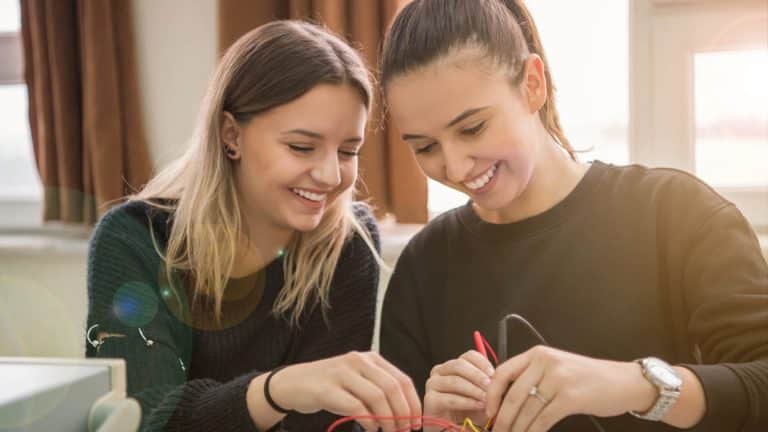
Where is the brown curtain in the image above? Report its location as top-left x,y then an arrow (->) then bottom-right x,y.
20,0 -> 152,225
219,0 -> 427,223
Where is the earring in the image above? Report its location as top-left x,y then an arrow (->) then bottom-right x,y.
225,146 -> 236,157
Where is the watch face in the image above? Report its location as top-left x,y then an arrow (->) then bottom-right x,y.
649,363 -> 683,388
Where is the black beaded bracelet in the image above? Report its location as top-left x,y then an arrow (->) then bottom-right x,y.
264,366 -> 291,414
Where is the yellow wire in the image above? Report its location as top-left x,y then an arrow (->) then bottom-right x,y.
484,417 -> 493,430
461,418 -> 481,432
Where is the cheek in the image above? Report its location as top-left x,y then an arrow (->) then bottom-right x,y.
494,127 -> 534,162
416,157 -> 443,180
241,141 -> 281,178
339,161 -> 358,189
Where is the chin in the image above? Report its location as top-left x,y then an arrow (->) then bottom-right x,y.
477,187 -> 524,212
285,214 -> 323,233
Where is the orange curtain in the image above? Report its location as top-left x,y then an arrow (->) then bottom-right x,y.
218,0 -> 427,223
20,0 -> 151,224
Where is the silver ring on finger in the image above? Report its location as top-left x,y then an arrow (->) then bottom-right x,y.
529,385 -> 551,404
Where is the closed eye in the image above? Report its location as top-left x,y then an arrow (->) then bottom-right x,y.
339,150 -> 360,158
288,144 -> 314,153
461,121 -> 486,136
415,142 -> 437,154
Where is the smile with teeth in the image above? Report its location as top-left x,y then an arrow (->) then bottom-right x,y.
291,188 -> 327,202
463,163 -> 498,190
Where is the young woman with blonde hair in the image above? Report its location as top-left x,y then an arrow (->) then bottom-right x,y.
86,21 -> 420,432
379,1 -> 768,431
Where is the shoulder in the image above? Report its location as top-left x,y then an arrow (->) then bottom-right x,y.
91,199 -> 175,250
597,162 -> 731,218
87,200 -> 190,342
88,200 -> 178,279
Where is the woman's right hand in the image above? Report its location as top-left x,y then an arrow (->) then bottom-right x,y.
423,350 -> 495,432
269,351 -> 422,431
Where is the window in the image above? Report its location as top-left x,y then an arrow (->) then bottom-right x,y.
694,50 -> 768,188
428,0 -> 630,215
0,0 -> 42,227
631,0 -> 768,228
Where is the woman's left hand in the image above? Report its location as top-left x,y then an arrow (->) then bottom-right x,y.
485,345 -> 657,432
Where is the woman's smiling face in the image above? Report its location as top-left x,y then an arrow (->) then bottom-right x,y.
227,83 -> 367,234
386,54 -> 545,214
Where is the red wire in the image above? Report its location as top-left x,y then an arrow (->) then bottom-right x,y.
480,334 -> 499,430
482,336 -> 498,366
473,331 -> 488,359
326,336 -> 502,431
325,414 -> 463,432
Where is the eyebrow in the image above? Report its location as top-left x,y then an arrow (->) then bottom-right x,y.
400,106 -> 490,141
446,106 -> 489,128
282,128 -> 362,144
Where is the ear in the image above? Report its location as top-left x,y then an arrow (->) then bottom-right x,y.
220,111 -> 241,158
520,54 -> 547,113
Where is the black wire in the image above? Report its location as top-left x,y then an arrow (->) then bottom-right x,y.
497,314 -> 607,432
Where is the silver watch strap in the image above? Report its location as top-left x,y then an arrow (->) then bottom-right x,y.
628,358 -> 682,421
630,388 -> 681,421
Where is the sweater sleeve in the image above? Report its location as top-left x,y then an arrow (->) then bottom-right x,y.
676,203 -> 768,432
379,241 -> 433,400
276,204 -> 380,431
85,205 -> 263,432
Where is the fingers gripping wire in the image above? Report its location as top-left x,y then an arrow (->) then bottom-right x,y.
325,415 -> 492,431
325,333 -> 498,431
497,314 -> 607,432
327,316 -> 607,432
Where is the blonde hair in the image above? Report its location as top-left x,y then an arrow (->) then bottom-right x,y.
134,21 -> 380,326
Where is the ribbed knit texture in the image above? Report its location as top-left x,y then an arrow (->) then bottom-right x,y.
86,200 -> 379,431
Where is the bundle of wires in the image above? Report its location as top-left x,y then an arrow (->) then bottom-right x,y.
328,316 -> 608,431
327,333 -> 498,432
325,414 -> 491,432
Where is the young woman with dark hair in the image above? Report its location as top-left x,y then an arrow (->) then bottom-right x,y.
379,1 -> 768,431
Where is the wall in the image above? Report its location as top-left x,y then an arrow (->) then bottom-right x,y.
0,242 -> 88,357
132,0 -> 218,170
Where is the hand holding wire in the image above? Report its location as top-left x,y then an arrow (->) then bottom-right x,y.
268,351 -> 422,431
326,333 -> 498,432
485,345 -> 623,432
419,331 -> 497,431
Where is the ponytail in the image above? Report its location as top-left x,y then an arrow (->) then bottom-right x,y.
500,0 -> 574,159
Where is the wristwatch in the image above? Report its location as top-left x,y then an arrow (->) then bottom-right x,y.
628,357 -> 682,421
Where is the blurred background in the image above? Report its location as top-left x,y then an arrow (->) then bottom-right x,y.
0,0 -> 766,358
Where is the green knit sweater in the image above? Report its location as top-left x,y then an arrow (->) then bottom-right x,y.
85,200 -> 378,431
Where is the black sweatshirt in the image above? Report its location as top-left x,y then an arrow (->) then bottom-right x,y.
380,161 -> 768,432
85,200 -> 378,431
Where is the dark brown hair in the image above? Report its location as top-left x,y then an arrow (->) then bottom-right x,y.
380,0 -> 573,158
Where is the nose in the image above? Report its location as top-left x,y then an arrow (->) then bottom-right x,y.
442,142 -> 474,184
310,150 -> 341,188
